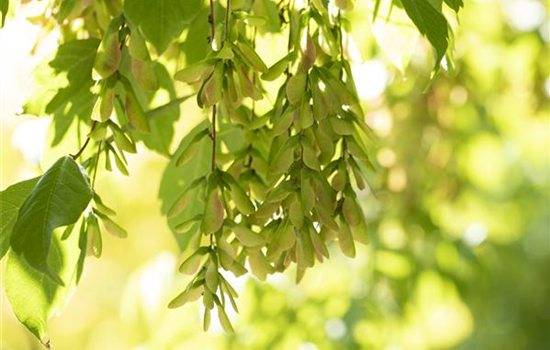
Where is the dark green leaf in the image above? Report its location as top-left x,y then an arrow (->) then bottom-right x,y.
10,156 -> 93,283
0,0 -> 8,27
444,0 -> 463,12
400,0 -> 449,72
0,177 -> 40,259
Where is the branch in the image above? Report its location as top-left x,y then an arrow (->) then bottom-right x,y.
71,120 -> 98,160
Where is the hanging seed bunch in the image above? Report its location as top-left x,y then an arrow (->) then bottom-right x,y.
168,0 -> 373,331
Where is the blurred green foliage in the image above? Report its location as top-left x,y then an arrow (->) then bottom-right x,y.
1,0 -> 548,349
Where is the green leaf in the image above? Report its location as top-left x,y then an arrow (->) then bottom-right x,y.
1,0 -> 8,27
123,0 -> 203,54
444,0 -> 463,12
252,0 -> 281,32
4,222 -> 85,347
10,156 -> 93,283
216,302 -> 235,333
24,39 -> 99,146
0,177 -> 40,259
400,0 -> 449,72
124,60 -> 182,155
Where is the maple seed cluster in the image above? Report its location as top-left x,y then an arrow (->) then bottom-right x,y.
167,0 -> 371,332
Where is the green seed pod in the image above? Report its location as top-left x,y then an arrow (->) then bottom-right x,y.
249,251 -> 272,281
314,201 -> 339,231
320,226 -> 338,243
233,224 -> 265,246
301,34 -> 317,71
203,308 -> 211,331
342,193 -> 361,227
96,211 -> 128,238
237,40 -> 267,73
204,63 -> 224,106
93,16 -> 123,79
123,81 -> 150,133
330,117 -> 355,135
351,219 -> 369,245
301,169 -> 316,213
338,218 -> 356,258
92,193 -> 116,216
205,255 -> 219,292
89,122 -> 108,141
301,140 -> 321,171
262,55 -> 289,81
230,183 -> 255,215
175,214 -> 203,233
279,221 -> 296,251
109,122 -> 137,154
312,82 -> 329,121
217,303 -> 235,333
299,97 -> 314,129
309,225 -> 329,261
168,284 -> 204,308
289,196 -> 304,228
272,107 -> 295,136
202,188 -> 224,235
168,189 -> 192,218
175,62 -> 213,84
131,59 -> 159,91
270,144 -> 296,175
129,29 -> 150,61
286,73 -> 307,105
203,288 -> 214,309
86,213 -> 102,258
179,247 -> 209,274
215,44 -> 235,60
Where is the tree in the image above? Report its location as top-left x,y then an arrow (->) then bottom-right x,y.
0,0 -> 464,347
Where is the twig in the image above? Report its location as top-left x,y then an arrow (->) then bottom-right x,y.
71,120 -> 98,160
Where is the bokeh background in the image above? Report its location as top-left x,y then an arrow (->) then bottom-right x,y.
1,0 -> 549,349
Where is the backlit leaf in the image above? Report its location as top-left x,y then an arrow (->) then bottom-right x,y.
10,156 -> 93,283
0,177 -> 40,259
